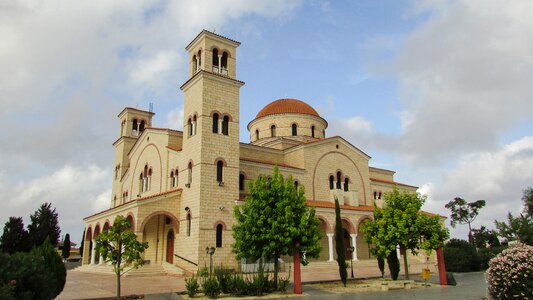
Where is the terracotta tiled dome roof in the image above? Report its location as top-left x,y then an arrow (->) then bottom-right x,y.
255,98 -> 320,119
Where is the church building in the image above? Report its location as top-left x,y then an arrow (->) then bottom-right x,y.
81,30 -> 424,275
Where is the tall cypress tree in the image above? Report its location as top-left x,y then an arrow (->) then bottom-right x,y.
27,203 -> 61,248
0,217 -> 30,253
334,197 -> 347,286
62,233 -> 71,259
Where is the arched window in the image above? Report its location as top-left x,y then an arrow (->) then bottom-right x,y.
187,213 -> 191,236
187,118 -> 192,136
294,180 -> 299,189
344,178 -> 349,192
311,126 -> 315,138
222,116 -> 229,135
192,55 -> 198,72
271,125 -> 276,137
212,113 -> 219,133
139,173 -> 144,193
188,162 -> 192,185
239,173 -> 245,191
373,191 -> 378,200
336,171 -> 342,189
139,120 -> 145,132
197,50 -> 202,67
192,115 -> 197,135
132,119 -> 138,135
212,48 -> 219,69
216,224 -> 223,247
216,160 -> 224,183
113,195 -> 117,206
255,129 -> 259,140
378,192 -> 382,199
292,123 -> 297,136
170,170 -> 175,187
329,175 -> 335,190
221,52 -> 228,70
174,169 -> 179,187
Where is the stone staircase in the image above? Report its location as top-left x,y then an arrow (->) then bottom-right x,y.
74,263 -> 183,277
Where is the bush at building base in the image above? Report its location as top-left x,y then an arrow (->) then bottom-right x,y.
443,239 -> 481,272
486,242 -> 533,299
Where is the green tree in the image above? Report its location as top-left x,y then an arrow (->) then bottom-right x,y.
233,167 -> 321,288
495,187 -> 533,245
79,229 -> 85,256
445,197 -> 486,245
27,203 -> 61,248
61,233 -> 71,260
362,188 -> 449,280
334,197 -> 347,286
31,238 -> 67,297
95,215 -> 148,300
0,217 -> 30,254
472,226 -> 500,248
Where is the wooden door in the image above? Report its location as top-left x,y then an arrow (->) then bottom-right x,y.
166,230 -> 174,263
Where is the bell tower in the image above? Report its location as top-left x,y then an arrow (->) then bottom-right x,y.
179,30 -> 244,267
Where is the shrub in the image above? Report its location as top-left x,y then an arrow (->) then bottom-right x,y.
486,243 -> 533,299
202,276 -> 221,299
214,266 -> 234,294
387,251 -> 400,280
377,256 -> 385,278
227,273 -> 248,296
444,238 -> 480,272
278,276 -> 290,293
0,252 -> 56,299
31,239 -> 67,297
185,276 -> 199,298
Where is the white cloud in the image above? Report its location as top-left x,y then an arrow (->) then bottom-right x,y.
0,164 -> 111,243
421,136 -> 533,239
165,106 -> 184,130
370,0 -> 533,163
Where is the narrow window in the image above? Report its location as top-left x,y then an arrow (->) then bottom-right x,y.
292,123 -> 297,136
378,192 -> 382,199
192,115 -> 197,135
132,119 -> 138,135
113,195 -> 117,206
311,126 -> 315,138
187,213 -> 191,236
373,191 -> 378,200
216,160 -> 224,183
170,171 -> 175,188
175,169 -> 179,187
336,172 -> 342,189
187,118 -> 192,136
222,116 -> 229,135
294,180 -> 299,189
197,50 -> 201,67
148,168 -> 152,190
188,162 -> 192,185
216,224 -> 223,247
139,120 -> 145,132
139,173 -> 144,193
192,55 -> 198,72
212,113 -> 219,133
212,48 -> 219,70
255,129 -> 259,140
239,173 -> 245,191
344,178 -> 349,192
329,175 -> 335,190
221,52 -> 228,69
271,125 -> 276,137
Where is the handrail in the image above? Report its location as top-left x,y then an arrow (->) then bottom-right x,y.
174,254 -> 198,266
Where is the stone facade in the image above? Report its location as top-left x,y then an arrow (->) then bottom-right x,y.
82,30 -> 431,273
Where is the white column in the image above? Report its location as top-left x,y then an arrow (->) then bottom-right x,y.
218,119 -> 223,134
90,241 -> 96,265
99,254 -> 104,265
327,233 -> 334,262
396,245 -> 401,259
350,234 -> 359,261
196,56 -> 200,71
218,54 -> 222,72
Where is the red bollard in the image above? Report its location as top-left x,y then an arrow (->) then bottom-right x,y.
436,247 -> 448,285
293,250 -> 302,294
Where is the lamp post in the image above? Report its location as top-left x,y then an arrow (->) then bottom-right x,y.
347,246 -> 355,278
205,246 -> 216,276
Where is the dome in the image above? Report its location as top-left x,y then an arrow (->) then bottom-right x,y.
255,98 -> 321,119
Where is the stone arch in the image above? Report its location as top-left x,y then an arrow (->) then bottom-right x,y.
311,151 -> 366,203
140,210 -> 180,233
93,223 -> 101,238
341,217 -> 356,234
85,227 -> 93,240
130,143 -> 163,195
126,213 -> 136,231
213,220 -> 227,230
316,215 -> 331,233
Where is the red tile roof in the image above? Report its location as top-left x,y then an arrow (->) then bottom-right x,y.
370,178 -> 418,189
255,98 -> 321,119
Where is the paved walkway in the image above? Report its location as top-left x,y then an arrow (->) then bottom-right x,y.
58,265 -> 487,299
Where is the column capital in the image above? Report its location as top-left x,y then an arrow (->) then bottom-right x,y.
326,233 -> 334,238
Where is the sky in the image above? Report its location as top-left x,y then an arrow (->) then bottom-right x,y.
1,0 -> 533,245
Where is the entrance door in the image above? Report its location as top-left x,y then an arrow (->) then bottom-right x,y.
166,230 -> 174,263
